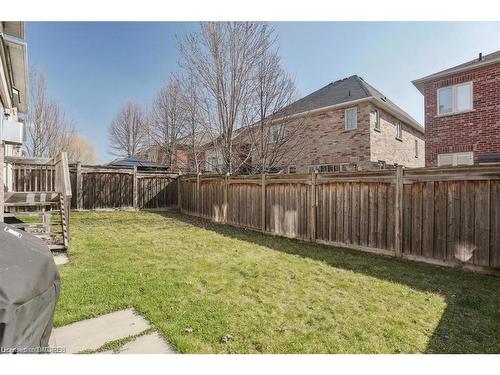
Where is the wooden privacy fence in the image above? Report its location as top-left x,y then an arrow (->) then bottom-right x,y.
69,163 -> 178,210
178,166 -> 500,273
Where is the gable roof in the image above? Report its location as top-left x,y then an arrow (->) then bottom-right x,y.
275,75 -> 423,133
412,50 -> 500,94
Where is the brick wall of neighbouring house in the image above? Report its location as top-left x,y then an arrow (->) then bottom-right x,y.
423,63 -> 500,167
369,103 -> 425,168
270,101 -> 425,172
275,102 -> 373,172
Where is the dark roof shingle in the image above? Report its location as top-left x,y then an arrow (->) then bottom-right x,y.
275,75 -> 421,131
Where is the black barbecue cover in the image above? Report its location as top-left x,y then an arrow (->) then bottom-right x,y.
0,222 -> 60,353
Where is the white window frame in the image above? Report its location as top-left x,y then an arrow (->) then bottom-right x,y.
395,122 -> 402,140
437,81 -> 473,116
374,109 -> 380,131
270,124 -> 286,143
345,107 -> 357,130
308,163 -> 348,173
288,165 -> 297,174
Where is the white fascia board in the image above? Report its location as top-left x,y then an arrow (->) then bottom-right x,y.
412,57 -> 500,94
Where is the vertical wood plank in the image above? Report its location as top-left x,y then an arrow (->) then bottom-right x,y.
474,180 -> 490,266
422,181 -> 435,258
336,183 -> 344,243
490,181 -> 500,268
343,183 -> 351,244
309,172 -> 317,241
377,183 -> 387,249
368,183 -> 377,248
459,182 -> 475,264
434,181 -> 447,260
351,183 -> 360,245
359,183 -> 369,246
411,183 -> 423,256
394,166 -> 403,257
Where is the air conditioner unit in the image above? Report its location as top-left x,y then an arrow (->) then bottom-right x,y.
0,117 -> 24,145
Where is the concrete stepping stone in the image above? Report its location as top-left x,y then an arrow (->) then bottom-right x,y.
49,308 -> 150,353
111,333 -> 174,354
53,253 -> 68,265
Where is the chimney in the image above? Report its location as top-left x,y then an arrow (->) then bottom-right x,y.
479,52 -> 483,61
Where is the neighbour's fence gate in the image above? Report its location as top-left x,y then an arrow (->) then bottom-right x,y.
69,163 -> 178,210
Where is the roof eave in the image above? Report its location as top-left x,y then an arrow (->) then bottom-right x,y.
412,56 -> 500,95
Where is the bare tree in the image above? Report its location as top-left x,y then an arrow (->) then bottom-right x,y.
179,22 -> 273,173
63,133 -> 97,164
179,74 -> 209,173
108,100 -> 147,157
25,68 -> 75,158
244,50 -> 304,174
149,76 -> 185,168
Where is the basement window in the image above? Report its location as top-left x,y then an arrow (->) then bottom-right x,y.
437,152 -> 474,167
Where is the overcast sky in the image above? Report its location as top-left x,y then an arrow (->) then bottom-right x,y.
26,21 -> 500,163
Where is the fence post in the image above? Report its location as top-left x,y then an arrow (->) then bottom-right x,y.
309,171 -> 317,242
133,166 -> 138,210
76,161 -> 83,210
0,144 -> 4,223
394,165 -> 404,258
177,173 -> 182,211
261,173 -> 266,233
223,173 -> 229,223
196,172 -> 201,216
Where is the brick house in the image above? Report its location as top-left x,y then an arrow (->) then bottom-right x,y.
146,132 -> 214,173
412,50 -> 500,167
233,75 -> 425,173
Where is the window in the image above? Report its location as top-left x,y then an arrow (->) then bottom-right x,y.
395,122 -> 402,139
308,163 -> 348,173
345,107 -> 357,130
415,140 -> 419,158
438,87 -> 453,114
288,166 -> 296,174
437,152 -> 474,167
437,82 -> 473,115
374,109 -> 380,131
271,125 -> 285,143
456,83 -> 473,112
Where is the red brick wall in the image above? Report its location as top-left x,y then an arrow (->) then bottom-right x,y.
423,63 -> 500,167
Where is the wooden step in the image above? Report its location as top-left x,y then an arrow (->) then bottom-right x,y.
10,222 -> 62,228
48,244 -> 66,251
4,210 -> 61,216
4,201 -> 59,207
4,192 -> 59,203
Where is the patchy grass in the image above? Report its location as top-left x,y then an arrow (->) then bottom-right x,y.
55,211 -> 500,353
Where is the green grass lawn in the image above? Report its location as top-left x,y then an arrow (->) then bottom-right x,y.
55,211 -> 500,353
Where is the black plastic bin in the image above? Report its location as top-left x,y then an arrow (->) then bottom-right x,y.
0,223 -> 60,354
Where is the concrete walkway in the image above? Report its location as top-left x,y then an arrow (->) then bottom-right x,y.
49,309 -> 174,354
